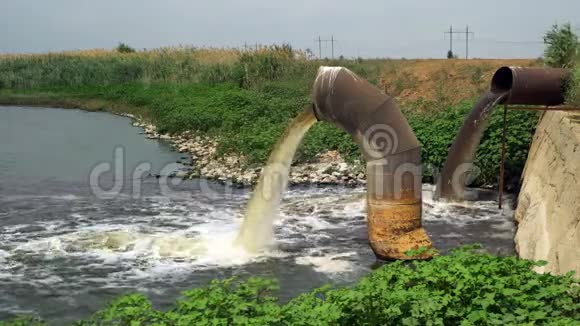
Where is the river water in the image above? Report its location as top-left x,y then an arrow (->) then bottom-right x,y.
0,106 -> 517,324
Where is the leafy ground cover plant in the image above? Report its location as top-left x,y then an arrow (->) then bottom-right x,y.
3,246 -> 577,325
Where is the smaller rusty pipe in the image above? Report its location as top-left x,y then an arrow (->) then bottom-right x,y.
491,66 -> 571,106
312,67 -> 433,260
436,66 -> 571,201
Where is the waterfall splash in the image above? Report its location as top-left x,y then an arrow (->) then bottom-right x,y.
236,107 -> 318,252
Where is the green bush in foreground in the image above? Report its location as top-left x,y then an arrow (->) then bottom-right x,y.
3,246 -> 577,325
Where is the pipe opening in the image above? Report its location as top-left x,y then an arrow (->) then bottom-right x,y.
491,66 -> 513,93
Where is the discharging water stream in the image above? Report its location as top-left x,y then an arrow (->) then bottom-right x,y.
0,106 -> 516,324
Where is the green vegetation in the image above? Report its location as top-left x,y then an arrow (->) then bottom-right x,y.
544,23 -> 580,105
405,102 -> 537,185
2,246 -> 578,325
568,56 -> 580,105
0,47 -> 538,186
543,23 -> 578,69
116,42 -> 136,54
542,22 -> 580,105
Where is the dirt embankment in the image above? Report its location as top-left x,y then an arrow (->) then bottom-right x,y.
379,59 -> 537,106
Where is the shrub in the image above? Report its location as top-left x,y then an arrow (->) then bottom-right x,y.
116,42 -> 136,54
566,54 -> 580,105
543,23 -> 578,68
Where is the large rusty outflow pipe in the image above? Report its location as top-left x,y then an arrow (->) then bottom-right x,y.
312,67 -> 433,260
436,66 -> 570,201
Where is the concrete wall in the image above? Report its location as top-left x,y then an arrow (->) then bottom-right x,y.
514,111 -> 580,276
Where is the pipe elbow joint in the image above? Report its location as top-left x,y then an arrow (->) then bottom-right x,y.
312,66 -> 433,260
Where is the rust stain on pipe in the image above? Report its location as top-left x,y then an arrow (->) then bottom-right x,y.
312,67 -> 432,260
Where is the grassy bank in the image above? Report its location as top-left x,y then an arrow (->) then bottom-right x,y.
2,246 -> 578,325
0,47 -> 539,186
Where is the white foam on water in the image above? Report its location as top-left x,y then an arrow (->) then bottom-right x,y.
0,249 -> 9,262
10,219 -> 285,277
0,178 -> 517,293
296,251 -> 357,274
35,275 -> 64,285
55,194 -> 80,201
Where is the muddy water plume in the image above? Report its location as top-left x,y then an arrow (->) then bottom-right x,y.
236,107 -> 318,252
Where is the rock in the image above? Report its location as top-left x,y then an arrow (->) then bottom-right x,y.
129,117 -> 375,189
316,150 -> 342,163
316,164 -> 333,175
174,171 -> 187,178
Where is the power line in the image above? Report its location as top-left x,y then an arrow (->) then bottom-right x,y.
474,38 -> 544,45
444,25 -> 474,59
314,35 -> 337,59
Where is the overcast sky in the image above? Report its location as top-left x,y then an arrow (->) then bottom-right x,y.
0,0 -> 578,58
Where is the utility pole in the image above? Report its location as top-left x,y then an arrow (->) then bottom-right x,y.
465,25 -> 474,59
331,35 -> 335,59
444,25 -> 473,59
314,36 -> 338,59
445,26 -> 454,55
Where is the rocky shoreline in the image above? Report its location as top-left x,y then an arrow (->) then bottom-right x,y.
124,114 -> 367,187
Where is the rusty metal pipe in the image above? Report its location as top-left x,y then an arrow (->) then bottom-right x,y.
491,66 -> 570,106
312,67 -> 433,260
436,66 -> 571,201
